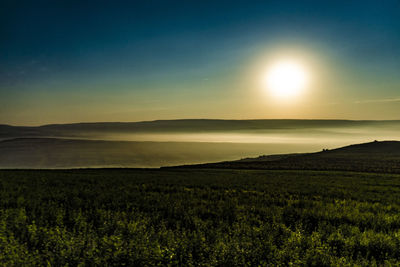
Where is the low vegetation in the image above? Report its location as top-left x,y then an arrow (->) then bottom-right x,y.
1,168 -> 400,265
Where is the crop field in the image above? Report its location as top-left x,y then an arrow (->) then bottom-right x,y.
1,169 -> 400,266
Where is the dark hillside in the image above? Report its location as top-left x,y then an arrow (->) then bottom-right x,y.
175,141 -> 400,173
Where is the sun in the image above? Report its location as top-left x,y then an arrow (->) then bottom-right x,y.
264,60 -> 310,98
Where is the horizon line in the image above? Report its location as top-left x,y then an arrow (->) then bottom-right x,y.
2,118 -> 400,128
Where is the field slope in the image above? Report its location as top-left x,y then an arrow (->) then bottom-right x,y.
175,140 -> 400,173
1,140 -> 400,265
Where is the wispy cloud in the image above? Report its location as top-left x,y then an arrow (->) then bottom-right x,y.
355,98 -> 400,104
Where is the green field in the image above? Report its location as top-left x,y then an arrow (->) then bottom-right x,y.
1,169 -> 400,266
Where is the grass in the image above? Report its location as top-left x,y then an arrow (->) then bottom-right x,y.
1,168 -> 400,265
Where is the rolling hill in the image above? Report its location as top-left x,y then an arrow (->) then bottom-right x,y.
173,141 -> 400,173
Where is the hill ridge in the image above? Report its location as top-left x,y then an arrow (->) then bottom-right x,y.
1,118 -> 400,128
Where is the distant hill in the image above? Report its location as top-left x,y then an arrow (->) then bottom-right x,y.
173,141 -> 400,173
2,119 -> 400,140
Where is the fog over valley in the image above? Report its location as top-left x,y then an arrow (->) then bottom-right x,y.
1,119 -> 399,168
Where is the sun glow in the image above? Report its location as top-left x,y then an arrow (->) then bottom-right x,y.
264,60 -> 310,99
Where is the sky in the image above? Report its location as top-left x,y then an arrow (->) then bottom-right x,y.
1,0 -> 400,125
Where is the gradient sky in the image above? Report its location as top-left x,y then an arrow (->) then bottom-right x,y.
1,0 -> 400,125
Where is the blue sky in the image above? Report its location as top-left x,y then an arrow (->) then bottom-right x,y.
1,0 -> 400,125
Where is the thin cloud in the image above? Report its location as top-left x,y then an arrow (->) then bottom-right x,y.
355,98 -> 400,104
